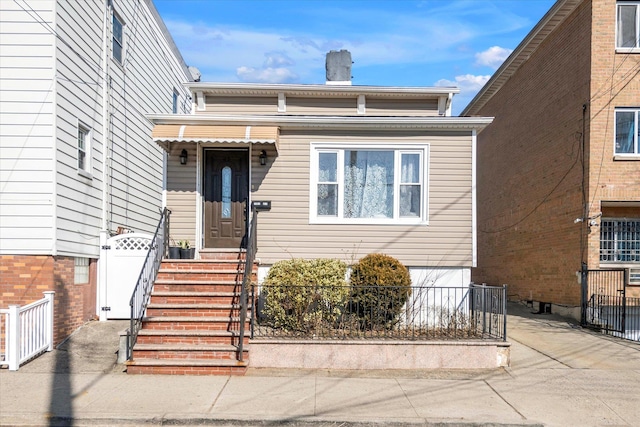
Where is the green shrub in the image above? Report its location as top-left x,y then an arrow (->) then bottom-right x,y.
262,258 -> 349,332
348,253 -> 412,329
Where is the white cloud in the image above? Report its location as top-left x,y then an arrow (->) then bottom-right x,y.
436,74 -> 490,94
475,46 -> 512,69
236,66 -> 298,84
263,52 -> 295,68
235,52 -> 299,84
435,74 -> 491,115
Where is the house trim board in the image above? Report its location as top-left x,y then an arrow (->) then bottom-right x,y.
52,1 -> 59,257
147,114 -> 493,131
185,82 -> 460,97
472,129 -> 477,268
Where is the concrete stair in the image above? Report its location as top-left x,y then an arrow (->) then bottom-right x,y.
126,251 -> 255,375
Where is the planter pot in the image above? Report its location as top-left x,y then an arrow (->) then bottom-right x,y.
168,247 -> 181,259
180,248 -> 195,259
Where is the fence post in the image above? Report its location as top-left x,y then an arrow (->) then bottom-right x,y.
502,284 -> 508,341
44,291 -> 55,351
580,263 -> 588,325
8,304 -> 20,371
481,283 -> 487,335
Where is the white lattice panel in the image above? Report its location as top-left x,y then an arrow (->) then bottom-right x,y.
113,236 -> 151,251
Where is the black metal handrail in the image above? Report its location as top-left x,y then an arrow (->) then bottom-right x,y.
238,204 -> 258,361
127,208 -> 170,360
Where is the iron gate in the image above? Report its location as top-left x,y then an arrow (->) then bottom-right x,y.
582,269 -> 626,334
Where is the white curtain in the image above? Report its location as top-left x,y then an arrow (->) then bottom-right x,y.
344,151 -> 393,218
400,153 -> 420,217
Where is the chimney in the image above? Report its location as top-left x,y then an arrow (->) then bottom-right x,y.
325,50 -> 352,85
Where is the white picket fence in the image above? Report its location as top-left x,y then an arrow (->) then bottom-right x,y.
0,292 -> 54,371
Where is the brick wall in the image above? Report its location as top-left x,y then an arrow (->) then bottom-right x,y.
0,255 -> 97,345
472,1 -> 593,306
587,0 -> 640,268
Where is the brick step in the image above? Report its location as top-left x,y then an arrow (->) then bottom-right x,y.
146,303 -> 250,317
142,316 -> 249,331
150,292 -> 240,304
126,358 -> 248,375
156,270 -> 245,282
136,330 -> 249,346
132,343 -> 247,360
161,259 -> 250,268
153,281 -> 242,293
197,250 -> 247,261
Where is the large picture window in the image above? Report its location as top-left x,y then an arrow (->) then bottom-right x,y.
615,109 -> 640,155
617,2 -> 640,50
311,144 -> 428,224
601,218 -> 640,262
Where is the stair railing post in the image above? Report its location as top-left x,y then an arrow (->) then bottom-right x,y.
8,304 -> 20,371
44,291 -> 55,351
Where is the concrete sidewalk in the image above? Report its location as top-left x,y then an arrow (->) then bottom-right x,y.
1,303 -> 640,426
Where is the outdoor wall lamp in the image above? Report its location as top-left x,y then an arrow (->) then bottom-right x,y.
179,149 -> 188,165
259,150 -> 268,166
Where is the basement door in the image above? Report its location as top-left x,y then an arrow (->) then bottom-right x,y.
203,149 -> 249,248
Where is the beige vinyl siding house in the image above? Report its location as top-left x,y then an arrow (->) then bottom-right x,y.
0,0 -> 193,343
151,79 -> 491,287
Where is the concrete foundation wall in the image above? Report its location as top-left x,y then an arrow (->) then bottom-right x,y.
249,340 -> 510,370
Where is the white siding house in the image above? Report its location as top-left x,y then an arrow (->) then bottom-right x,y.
0,0 -> 194,342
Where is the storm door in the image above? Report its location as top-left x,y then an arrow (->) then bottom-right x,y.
203,149 -> 249,248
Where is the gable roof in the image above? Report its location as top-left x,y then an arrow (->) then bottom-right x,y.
461,0 -> 583,116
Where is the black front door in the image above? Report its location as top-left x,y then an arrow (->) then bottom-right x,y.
203,149 -> 248,248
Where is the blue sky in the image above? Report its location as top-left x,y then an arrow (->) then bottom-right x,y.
154,0 -> 556,115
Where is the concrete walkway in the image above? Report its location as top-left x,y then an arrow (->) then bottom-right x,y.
1,302 -> 640,426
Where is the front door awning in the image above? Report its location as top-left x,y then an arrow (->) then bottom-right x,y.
152,125 -> 279,151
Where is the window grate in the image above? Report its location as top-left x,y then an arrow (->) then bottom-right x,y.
600,219 -> 640,262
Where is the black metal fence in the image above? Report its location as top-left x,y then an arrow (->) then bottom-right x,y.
252,283 -> 506,341
583,269 -> 640,341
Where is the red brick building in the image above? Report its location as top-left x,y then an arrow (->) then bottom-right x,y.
463,0 -> 640,319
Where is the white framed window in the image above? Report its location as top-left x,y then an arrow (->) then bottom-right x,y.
601,218 -> 640,262
614,108 -> 640,155
172,89 -> 179,114
74,257 -> 90,284
77,122 -> 91,175
112,13 -> 124,63
310,143 -> 428,224
617,1 -> 640,50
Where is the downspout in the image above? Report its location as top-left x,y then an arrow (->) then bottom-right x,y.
99,0 -> 111,321
580,103 -> 588,324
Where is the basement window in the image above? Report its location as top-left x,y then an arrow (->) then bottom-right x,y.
74,257 -> 90,284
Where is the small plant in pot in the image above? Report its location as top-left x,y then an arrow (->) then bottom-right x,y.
178,240 -> 195,259
168,238 -> 181,259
